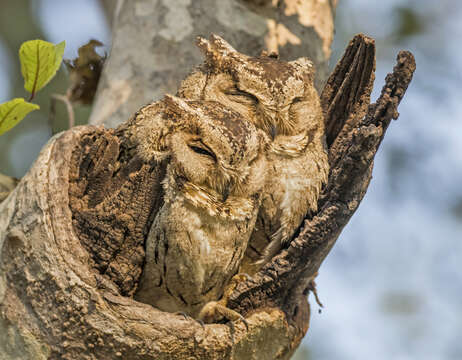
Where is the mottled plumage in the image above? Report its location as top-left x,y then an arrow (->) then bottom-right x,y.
134,95 -> 267,318
178,35 -> 329,273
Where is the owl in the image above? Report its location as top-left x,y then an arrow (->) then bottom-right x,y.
133,95 -> 268,321
178,35 -> 329,273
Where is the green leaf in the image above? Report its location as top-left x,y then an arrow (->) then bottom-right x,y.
19,39 -> 65,97
0,98 -> 40,136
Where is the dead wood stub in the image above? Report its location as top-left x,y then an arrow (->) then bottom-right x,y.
321,33 -> 376,149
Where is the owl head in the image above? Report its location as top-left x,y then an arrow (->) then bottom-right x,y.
131,95 -> 267,217
178,34 -> 323,140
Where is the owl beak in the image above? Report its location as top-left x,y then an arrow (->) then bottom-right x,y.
274,107 -> 291,135
278,110 -> 290,126
222,187 -> 230,202
218,164 -> 244,202
263,108 -> 291,138
269,124 -> 277,139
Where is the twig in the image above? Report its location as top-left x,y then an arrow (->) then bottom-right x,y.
50,94 -> 75,132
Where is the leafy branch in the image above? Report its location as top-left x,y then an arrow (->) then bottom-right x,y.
0,39 -> 65,136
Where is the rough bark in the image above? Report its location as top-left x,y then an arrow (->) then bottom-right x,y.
0,127 -> 299,360
67,126 -> 167,297
0,1 -> 417,358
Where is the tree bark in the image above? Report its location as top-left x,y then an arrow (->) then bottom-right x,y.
0,1 -> 416,359
0,128 -> 300,359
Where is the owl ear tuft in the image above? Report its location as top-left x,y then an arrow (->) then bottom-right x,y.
164,94 -> 196,118
289,57 -> 315,79
196,34 -> 237,67
196,36 -> 213,57
209,34 -> 237,55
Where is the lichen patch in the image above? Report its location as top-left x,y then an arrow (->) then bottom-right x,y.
283,0 -> 335,58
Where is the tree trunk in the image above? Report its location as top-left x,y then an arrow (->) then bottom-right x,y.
0,1 -> 416,359
0,127 -> 301,359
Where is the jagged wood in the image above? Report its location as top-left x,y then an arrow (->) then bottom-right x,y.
0,39 -> 415,358
321,33 -> 376,148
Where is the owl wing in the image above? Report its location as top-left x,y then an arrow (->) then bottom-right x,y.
69,127 -> 168,296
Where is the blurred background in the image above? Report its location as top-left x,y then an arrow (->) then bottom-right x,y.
0,1 -> 460,359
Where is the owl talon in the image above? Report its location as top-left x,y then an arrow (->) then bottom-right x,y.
175,311 -> 205,329
175,311 -> 189,320
226,314 -> 249,344
238,314 -> 249,331
227,321 -> 235,344
196,318 -> 205,329
229,314 -> 249,345
198,301 -> 247,330
306,278 -> 323,309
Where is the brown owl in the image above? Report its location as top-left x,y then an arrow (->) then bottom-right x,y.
133,95 -> 268,321
178,35 -> 329,273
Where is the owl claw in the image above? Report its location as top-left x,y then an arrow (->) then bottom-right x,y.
175,311 -> 189,320
237,314 -> 249,331
198,301 -> 248,331
196,318 -> 206,329
226,313 -> 249,345
195,275 -> 250,338
175,311 -> 205,329
307,279 -> 324,309
227,320 -> 235,344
